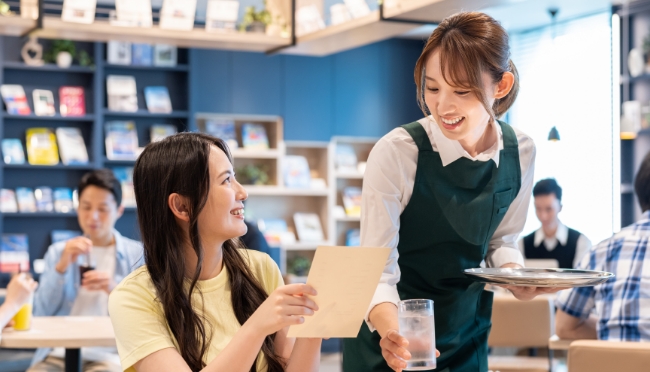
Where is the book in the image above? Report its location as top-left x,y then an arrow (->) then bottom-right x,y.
202,118 -> 238,149
56,127 -> 89,165
257,218 -> 295,247
15,187 -> 36,213
113,167 -> 136,207
346,228 -> 360,246
0,84 -> 31,115
0,234 -> 29,273
150,124 -> 177,142
32,89 -> 56,116
160,0 -> 197,31
2,139 -> 26,164
0,189 -> 18,213
114,0 -> 153,28
61,0 -> 97,24
283,155 -> 311,189
153,44 -> 177,67
34,186 -> 54,212
26,128 -> 59,165
107,41 -> 132,65
59,86 -> 86,117
105,121 -> 139,160
144,86 -> 173,113
342,186 -> 362,217
131,43 -> 153,66
205,0 -> 239,32
53,187 -> 74,213
107,75 -> 138,112
335,144 -> 358,172
241,123 -> 269,150
51,230 -> 82,244
293,213 -> 324,242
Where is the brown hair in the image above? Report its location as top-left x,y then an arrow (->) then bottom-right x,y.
133,132 -> 285,372
414,11 -> 519,120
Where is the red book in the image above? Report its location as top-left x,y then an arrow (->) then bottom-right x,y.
59,86 -> 86,116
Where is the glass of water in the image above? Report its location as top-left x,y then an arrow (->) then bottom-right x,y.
398,299 -> 436,370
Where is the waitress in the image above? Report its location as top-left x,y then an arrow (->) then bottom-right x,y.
343,11 -> 561,372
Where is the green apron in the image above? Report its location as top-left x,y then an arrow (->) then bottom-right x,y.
343,121 -> 521,372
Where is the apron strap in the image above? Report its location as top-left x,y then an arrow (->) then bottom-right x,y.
497,120 -> 518,149
401,121 -> 433,152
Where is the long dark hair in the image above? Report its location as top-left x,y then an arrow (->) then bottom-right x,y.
133,132 -> 285,372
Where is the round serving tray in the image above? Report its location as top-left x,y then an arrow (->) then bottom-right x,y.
464,268 -> 614,288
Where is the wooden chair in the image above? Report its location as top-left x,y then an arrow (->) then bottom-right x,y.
488,294 -> 555,372
568,340 -> 650,372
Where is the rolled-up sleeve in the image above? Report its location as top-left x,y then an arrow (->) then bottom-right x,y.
33,244 -> 68,316
486,131 -> 536,268
361,136 -> 408,332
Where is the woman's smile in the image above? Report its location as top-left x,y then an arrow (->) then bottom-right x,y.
439,115 -> 465,131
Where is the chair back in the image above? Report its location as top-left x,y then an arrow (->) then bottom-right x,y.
568,340 -> 650,372
488,294 -> 554,348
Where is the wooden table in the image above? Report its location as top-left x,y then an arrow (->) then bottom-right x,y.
0,316 -> 116,372
549,334 -> 576,350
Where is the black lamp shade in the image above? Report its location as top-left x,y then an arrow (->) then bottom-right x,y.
548,126 -> 560,141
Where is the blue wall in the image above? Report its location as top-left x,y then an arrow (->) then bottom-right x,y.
191,38 -> 425,140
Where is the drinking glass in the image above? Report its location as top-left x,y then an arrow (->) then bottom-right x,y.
398,299 -> 436,370
12,287 -> 33,331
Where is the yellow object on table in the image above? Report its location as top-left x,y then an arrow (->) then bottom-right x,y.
12,303 -> 32,331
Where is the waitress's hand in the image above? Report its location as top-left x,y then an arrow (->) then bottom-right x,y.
380,329 -> 440,372
248,284 -> 318,337
497,263 -> 569,301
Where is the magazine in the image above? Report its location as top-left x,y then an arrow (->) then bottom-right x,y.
202,118 -> 238,149
15,187 -> 36,213
283,155 -> 311,189
53,187 -> 74,213
153,44 -> 177,67
335,143 -> 358,172
32,89 -> 56,116
241,123 -> 269,150
160,0 -> 197,31
346,228 -> 360,246
56,127 -> 89,165
107,41 -> 132,65
26,128 -> 59,165
34,186 -> 54,212
205,0 -> 239,32
62,0 -> 97,24
51,230 -> 82,243
0,234 -> 29,273
59,86 -> 86,116
114,0 -> 152,27
107,75 -> 138,112
131,43 -> 153,66
150,124 -> 177,143
1,139 -> 26,164
0,84 -> 31,115
256,218 -> 296,247
113,167 -> 136,207
0,189 -> 18,213
105,121 -> 139,160
144,86 -> 173,113
342,186 -> 362,217
293,213 -> 324,242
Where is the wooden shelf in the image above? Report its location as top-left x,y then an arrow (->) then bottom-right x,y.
34,18 -> 290,53
103,158 -> 137,165
282,241 -> 329,251
245,186 -> 329,196
3,163 -> 96,170
381,0 -> 506,24
3,61 -> 95,73
103,109 -> 188,119
104,63 -> 189,72
335,171 -> 364,179
336,216 -> 360,222
2,113 -> 95,121
2,212 -> 77,218
231,149 -> 281,159
283,11 -> 419,56
0,16 -> 35,37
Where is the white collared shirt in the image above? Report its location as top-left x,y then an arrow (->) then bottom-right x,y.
517,222 -> 592,268
363,117 -> 536,331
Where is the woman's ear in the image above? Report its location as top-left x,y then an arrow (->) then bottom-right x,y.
494,71 -> 515,99
168,193 -> 190,222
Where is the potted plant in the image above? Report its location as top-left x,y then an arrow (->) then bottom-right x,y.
240,3 -> 272,33
288,256 -> 311,277
44,40 -> 76,68
235,164 -> 270,185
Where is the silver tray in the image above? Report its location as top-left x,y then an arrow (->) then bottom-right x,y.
464,268 -> 614,287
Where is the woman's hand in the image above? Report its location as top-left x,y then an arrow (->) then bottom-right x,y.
5,273 -> 38,311
380,329 -> 440,372
81,270 -> 115,294
248,284 -> 318,337
498,263 -> 569,300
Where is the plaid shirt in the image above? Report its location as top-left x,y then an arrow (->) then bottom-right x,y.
556,211 -> 650,341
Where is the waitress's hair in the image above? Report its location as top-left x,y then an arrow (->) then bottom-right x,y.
133,132 -> 285,372
414,11 -> 519,119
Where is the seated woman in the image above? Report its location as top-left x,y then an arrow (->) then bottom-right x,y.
108,133 -> 321,372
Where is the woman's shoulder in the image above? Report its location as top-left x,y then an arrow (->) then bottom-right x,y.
237,249 -> 283,292
111,266 -> 156,299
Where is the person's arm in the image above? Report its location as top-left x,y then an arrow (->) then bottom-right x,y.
0,274 -> 38,328
33,244 -> 73,316
573,235 -> 592,268
556,308 -> 597,339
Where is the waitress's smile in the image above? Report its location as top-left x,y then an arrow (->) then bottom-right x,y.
439,115 -> 465,130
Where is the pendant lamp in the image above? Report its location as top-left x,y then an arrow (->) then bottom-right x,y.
548,126 -> 560,142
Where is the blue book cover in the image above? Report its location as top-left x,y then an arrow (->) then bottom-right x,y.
144,86 -> 172,113
131,44 -> 153,66
1,138 -> 26,164
204,119 -> 238,149
105,121 -> 139,160
15,187 -> 36,213
241,123 -> 269,150
283,155 -> 311,189
0,234 -> 29,272
34,186 -> 54,212
53,187 -> 74,213
51,230 -> 82,244
346,228 -> 360,246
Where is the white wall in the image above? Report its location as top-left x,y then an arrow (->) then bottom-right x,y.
509,12 -> 614,245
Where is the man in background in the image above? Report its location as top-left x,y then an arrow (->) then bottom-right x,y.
555,151 -> 650,341
518,178 -> 591,268
29,169 -> 143,372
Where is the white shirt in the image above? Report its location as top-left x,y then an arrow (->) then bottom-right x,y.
363,117 -> 536,331
517,222 -> 592,268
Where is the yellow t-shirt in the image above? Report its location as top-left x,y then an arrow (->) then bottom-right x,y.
108,249 -> 283,372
